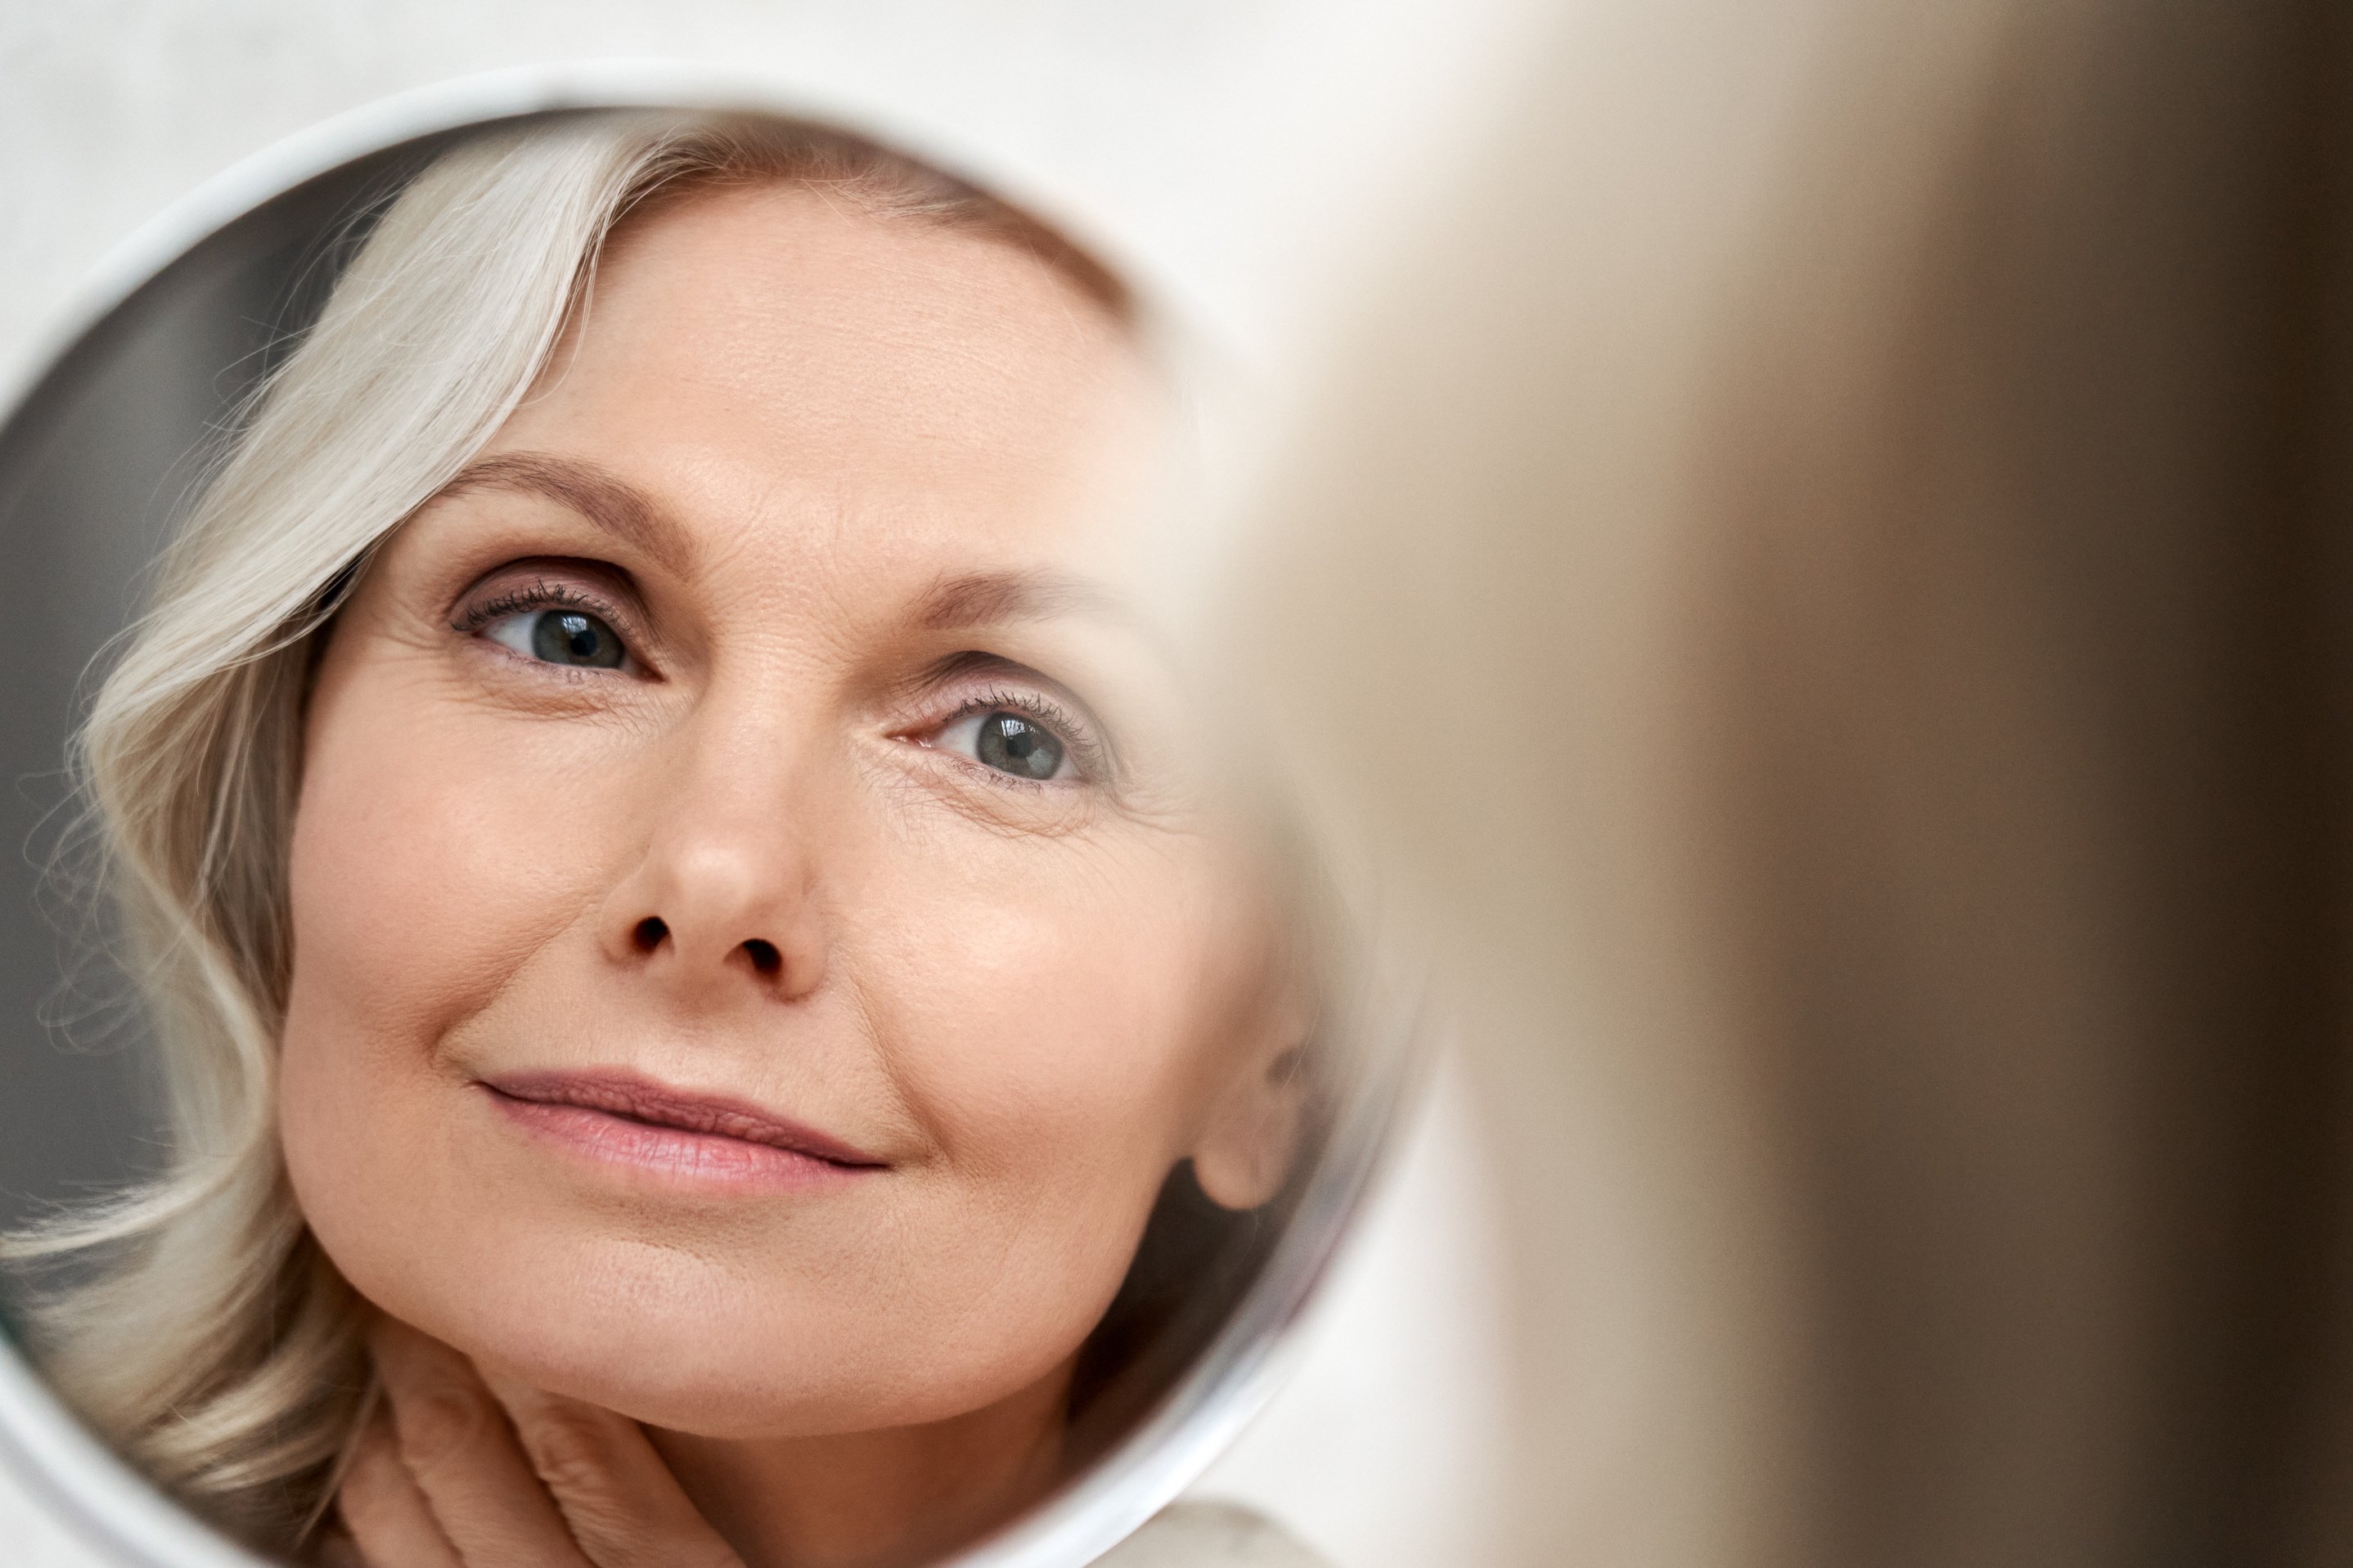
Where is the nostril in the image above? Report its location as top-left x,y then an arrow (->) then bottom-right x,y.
632,917 -> 669,954
742,938 -> 781,976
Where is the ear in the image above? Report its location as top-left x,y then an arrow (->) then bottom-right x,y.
1188,986 -> 1315,1212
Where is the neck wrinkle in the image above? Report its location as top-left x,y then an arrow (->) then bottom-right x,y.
648,1361 -> 1075,1568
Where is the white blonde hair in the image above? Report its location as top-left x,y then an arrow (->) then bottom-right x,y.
0,108 -> 1096,1552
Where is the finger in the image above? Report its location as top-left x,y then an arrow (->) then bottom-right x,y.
334,1409 -> 462,1568
483,1371 -> 745,1568
372,1318 -> 594,1568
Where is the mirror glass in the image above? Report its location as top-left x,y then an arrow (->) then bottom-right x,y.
0,102 -> 1402,1568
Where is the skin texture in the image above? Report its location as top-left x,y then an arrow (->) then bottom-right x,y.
281,182 -> 1308,1568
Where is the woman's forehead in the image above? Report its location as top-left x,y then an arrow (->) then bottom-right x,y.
544,182 -> 1148,456
486,182 -> 1163,590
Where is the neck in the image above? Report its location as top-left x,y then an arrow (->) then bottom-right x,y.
649,1367 -> 1073,1568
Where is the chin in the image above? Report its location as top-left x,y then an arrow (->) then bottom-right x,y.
330,1220 -> 1082,1439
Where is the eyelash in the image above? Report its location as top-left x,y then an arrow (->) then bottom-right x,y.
928,684 -> 1105,788
451,583 -> 1102,788
452,580 -> 641,662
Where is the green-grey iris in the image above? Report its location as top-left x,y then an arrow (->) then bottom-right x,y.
975,713 -> 1064,780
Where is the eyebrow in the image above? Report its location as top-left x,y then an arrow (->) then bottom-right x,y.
435,456 -> 1128,633
914,568 -> 1128,631
433,452 -> 695,576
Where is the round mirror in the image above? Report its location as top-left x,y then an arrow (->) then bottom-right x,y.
0,76 -> 1410,1568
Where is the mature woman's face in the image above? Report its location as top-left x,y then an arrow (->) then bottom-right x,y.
277,183 -> 1302,1440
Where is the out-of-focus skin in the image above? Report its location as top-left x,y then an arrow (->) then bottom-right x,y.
281,182 -> 1309,1568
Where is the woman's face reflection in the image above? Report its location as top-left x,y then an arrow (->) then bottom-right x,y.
276,181 -> 1306,1480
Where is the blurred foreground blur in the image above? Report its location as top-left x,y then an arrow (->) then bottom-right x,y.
1239,1 -> 2353,1564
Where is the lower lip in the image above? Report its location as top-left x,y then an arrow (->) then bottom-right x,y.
486,1091 -> 872,1194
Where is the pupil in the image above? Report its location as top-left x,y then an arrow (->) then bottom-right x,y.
977,712 -> 1063,780
532,610 -> 622,668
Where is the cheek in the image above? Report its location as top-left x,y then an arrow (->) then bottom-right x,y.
279,669 -> 617,1251
285,672 -> 618,1055
862,842 -> 1236,1182
754,851 -> 1241,1418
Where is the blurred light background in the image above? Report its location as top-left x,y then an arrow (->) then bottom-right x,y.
0,4 -> 1536,1566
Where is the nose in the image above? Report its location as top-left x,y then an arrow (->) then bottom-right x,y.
598,732 -> 830,1004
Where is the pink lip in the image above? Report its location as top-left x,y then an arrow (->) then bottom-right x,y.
479,1070 -> 884,1193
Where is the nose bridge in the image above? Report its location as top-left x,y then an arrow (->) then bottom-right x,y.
671,694 -> 803,857
615,685 -> 829,993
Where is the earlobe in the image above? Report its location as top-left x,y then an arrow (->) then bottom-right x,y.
1190,1044 -> 1311,1212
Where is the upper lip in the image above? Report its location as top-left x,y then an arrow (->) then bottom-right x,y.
479,1070 -> 886,1168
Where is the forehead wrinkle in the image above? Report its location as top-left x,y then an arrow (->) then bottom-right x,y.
438,452 -> 695,577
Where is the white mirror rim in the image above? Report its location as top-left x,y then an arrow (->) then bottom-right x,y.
0,60 -> 1414,1568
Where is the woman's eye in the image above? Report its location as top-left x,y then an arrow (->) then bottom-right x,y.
934,709 -> 1073,782
483,609 -> 631,671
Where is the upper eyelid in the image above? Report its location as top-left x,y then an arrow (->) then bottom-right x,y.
450,566 -> 646,636
912,654 -> 1109,736
941,690 -> 1091,748
925,686 -> 1113,787
450,574 -> 658,685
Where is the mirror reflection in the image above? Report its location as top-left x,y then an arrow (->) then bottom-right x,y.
0,110 -> 1365,1568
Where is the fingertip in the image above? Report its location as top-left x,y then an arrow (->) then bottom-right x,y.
335,1412 -> 463,1568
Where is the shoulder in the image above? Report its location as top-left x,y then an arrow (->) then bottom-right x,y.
1092,1499 -> 1331,1567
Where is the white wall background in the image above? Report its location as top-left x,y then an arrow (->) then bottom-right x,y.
0,5 -> 1533,1565
1,0 -> 1545,412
